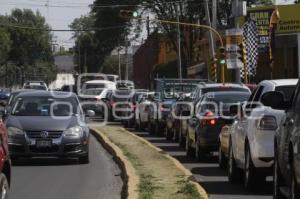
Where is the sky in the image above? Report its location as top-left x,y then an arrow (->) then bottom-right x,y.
0,0 -> 94,48
0,0 -> 296,49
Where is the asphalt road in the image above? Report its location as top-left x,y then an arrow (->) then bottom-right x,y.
10,135 -> 123,199
131,128 -> 273,199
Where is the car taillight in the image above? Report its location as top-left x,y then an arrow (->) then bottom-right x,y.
256,115 -> 277,130
201,111 -> 217,126
95,96 -> 101,102
131,104 -> 137,110
111,102 -> 116,107
160,104 -> 169,112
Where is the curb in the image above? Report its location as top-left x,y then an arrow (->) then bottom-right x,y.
119,128 -> 209,199
90,128 -> 139,199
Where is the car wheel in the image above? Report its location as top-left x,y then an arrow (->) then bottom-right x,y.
195,140 -> 206,161
290,162 -> 300,199
218,144 -> 227,169
186,135 -> 195,158
228,141 -> 243,184
165,127 -> 173,141
273,153 -> 284,199
79,154 -> 89,164
244,144 -> 265,190
179,129 -> 186,148
0,173 -> 9,199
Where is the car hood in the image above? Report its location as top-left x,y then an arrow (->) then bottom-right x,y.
6,115 -> 80,131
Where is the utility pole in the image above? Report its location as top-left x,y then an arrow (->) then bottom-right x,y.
204,0 -> 216,81
125,38 -> 129,80
176,3 -> 183,80
118,49 -> 121,80
234,0 -> 242,83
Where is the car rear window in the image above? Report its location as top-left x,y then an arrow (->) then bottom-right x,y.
201,87 -> 249,95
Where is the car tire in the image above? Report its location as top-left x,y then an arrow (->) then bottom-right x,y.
79,154 -> 89,164
228,141 -> 243,184
273,153 -> 284,199
0,173 -> 9,199
165,127 -> 173,141
218,144 -> 227,169
148,122 -> 154,135
154,122 -> 160,136
244,144 -> 265,190
179,129 -> 186,148
195,140 -> 206,162
173,129 -> 179,142
290,161 -> 300,199
186,135 -> 195,158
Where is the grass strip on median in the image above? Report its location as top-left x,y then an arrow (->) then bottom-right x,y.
92,126 -> 208,199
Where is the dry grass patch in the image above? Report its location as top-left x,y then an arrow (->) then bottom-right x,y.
95,126 -> 205,199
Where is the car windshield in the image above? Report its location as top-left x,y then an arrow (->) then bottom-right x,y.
275,85 -> 296,101
82,89 -> 103,95
24,85 -> 47,90
11,96 -> 80,116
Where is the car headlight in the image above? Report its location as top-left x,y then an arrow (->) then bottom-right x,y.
64,126 -> 83,137
7,127 -> 24,137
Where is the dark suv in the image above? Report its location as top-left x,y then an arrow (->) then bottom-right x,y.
263,80 -> 300,199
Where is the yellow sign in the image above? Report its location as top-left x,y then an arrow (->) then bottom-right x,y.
277,4 -> 300,33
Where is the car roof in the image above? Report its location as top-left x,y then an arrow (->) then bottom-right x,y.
260,79 -> 298,86
16,91 -> 77,98
204,91 -> 251,97
85,80 -> 115,84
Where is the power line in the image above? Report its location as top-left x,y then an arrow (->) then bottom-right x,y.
0,23 -> 127,32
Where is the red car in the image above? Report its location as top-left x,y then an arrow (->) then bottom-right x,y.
0,117 -> 11,199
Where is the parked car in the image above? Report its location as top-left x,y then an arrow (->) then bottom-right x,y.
186,91 -> 250,161
6,91 -> 94,164
0,113 -> 11,199
266,80 -> 300,199
227,79 -> 298,191
23,81 -> 48,90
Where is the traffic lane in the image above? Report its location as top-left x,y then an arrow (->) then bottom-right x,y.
133,130 -> 272,199
10,135 -> 123,199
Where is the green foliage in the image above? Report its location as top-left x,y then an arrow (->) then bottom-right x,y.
0,8 -> 55,87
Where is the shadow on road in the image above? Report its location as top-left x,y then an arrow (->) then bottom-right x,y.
12,157 -> 79,166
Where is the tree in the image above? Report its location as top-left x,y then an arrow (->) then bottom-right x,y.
0,28 -> 11,65
7,9 -> 53,66
70,15 -> 99,72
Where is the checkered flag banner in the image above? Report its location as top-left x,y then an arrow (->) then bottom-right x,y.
240,20 -> 258,80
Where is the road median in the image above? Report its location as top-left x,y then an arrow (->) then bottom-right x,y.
91,126 -> 208,199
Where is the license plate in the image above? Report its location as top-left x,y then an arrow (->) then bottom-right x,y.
36,140 -> 52,148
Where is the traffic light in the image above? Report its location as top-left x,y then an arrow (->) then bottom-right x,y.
219,47 -> 226,65
119,10 -> 138,18
237,43 -> 246,64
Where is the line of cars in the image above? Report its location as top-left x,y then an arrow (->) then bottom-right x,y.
118,79 -> 300,199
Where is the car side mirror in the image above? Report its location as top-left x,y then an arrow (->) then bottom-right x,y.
0,101 -> 7,107
261,91 -> 285,109
86,110 -> 95,117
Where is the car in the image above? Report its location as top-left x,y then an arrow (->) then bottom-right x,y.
0,113 -> 11,199
6,91 -> 94,164
0,89 -> 10,107
267,80 -> 300,199
135,92 -> 155,131
79,88 -> 113,118
227,79 -> 298,191
122,90 -> 148,128
186,91 -> 250,161
218,124 -> 232,169
182,83 -> 250,154
23,81 -> 48,90
148,97 -> 176,135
